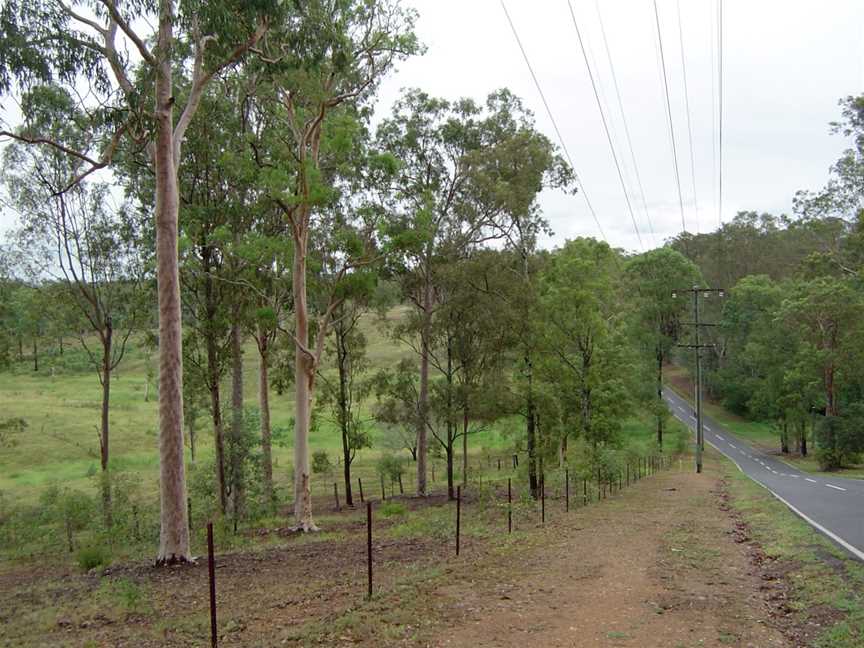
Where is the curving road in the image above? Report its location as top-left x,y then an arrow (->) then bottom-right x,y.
663,387 -> 864,561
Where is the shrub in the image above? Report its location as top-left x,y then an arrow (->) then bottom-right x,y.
376,454 -> 406,483
815,413 -> 864,470
380,501 -> 407,517
77,544 -> 110,570
311,450 -> 333,475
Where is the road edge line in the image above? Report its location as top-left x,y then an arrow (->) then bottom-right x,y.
708,440 -> 864,563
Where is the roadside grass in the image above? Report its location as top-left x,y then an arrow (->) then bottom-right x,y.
723,454 -> 864,648
665,364 -> 864,479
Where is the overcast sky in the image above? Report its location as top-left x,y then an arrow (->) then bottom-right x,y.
375,0 -> 864,252
2,1 -> 863,253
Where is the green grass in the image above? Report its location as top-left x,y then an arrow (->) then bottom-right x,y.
1,307 -> 669,509
0,310 -> 424,503
723,453 -> 864,648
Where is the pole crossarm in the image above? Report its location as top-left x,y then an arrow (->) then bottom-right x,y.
670,285 -> 726,474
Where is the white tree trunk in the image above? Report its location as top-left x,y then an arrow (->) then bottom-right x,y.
155,0 -> 190,564
292,232 -> 317,530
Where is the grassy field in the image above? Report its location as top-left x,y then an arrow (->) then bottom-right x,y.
665,364 -> 864,479
0,307 -> 670,514
0,307 -> 505,503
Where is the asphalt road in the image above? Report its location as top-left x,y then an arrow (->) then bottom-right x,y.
663,388 -> 864,561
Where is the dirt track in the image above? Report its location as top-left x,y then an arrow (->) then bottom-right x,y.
432,460 -> 787,648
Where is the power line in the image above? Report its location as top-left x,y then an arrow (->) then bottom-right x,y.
653,0 -> 687,235
499,0 -> 610,245
566,0 -> 643,250
676,0 -> 699,234
709,0 -> 718,229
718,0 -> 724,227
594,0 -> 657,247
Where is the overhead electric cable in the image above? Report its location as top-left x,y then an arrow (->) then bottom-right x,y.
709,0 -> 718,226
566,0 -> 643,250
676,0 -> 700,233
653,0 -> 687,235
593,0 -> 657,246
718,0 -> 724,227
499,0 -> 610,244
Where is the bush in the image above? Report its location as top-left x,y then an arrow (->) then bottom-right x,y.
815,413 -> 864,470
379,501 -> 407,517
376,454 -> 406,483
77,544 -> 110,570
311,450 -> 333,475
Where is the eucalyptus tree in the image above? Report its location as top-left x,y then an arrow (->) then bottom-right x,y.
0,248 -> 15,367
624,248 -> 701,449
248,0 -> 419,530
539,238 -> 630,453
716,276 -> 791,437
377,91 -> 488,498
427,252 -> 510,493
379,89 -> 572,498
173,85 -> 250,515
317,299 -> 373,507
2,86 -> 148,523
372,358 -> 421,461
778,277 -> 864,419
796,96 -> 864,226
237,216 -> 293,508
0,0 -> 275,562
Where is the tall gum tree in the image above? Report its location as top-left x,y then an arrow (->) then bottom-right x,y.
624,248 -> 701,450
0,0 -> 274,562
377,89 -> 572,498
539,239 -> 630,454
251,0 -> 420,530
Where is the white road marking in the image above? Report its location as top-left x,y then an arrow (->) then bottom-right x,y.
716,434 -> 724,440
806,478 -> 817,483
729,443 -> 737,449
826,484 -> 847,492
726,460 -> 864,560
704,437 -> 864,561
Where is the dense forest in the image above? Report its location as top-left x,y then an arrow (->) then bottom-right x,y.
0,0 -> 862,572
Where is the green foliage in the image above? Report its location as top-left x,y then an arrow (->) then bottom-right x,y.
76,544 -> 109,571
815,413 -> 864,470
379,501 -> 406,517
311,450 -> 333,475
376,454 -> 406,482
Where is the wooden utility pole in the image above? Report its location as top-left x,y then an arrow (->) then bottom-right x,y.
672,285 -> 725,474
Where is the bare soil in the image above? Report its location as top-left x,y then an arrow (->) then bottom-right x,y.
431,462 -> 788,648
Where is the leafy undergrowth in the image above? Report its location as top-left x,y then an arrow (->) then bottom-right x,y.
724,460 -> 864,647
